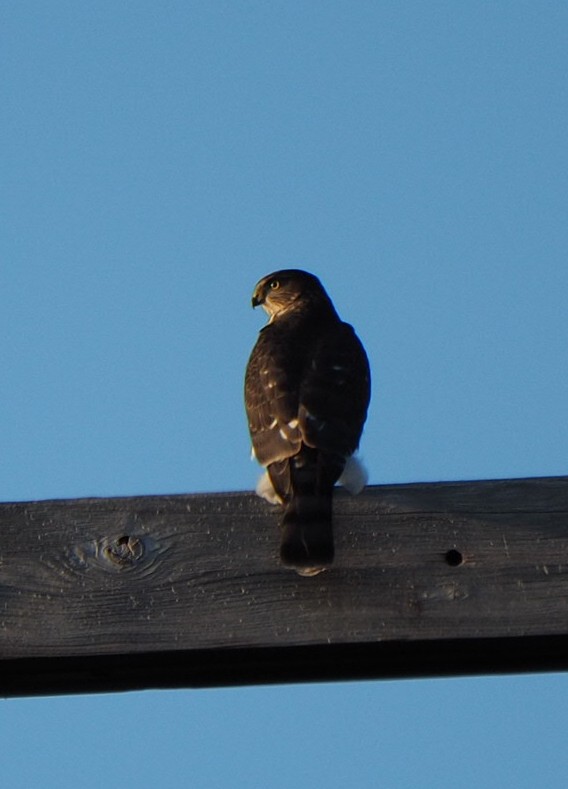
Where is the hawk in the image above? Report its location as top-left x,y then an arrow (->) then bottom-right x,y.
244,269 -> 371,575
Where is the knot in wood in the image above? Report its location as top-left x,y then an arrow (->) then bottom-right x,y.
103,535 -> 144,567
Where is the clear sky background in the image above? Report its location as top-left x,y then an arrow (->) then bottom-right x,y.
2,2 -> 567,787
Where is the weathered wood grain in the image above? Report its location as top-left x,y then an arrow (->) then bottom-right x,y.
1,476 -> 568,696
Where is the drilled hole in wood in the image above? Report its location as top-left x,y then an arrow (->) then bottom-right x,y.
445,549 -> 463,567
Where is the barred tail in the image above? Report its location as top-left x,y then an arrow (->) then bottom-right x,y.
279,493 -> 334,574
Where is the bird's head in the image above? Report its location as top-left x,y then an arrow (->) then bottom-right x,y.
251,269 -> 335,322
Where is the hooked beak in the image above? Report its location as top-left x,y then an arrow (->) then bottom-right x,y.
251,287 -> 264,308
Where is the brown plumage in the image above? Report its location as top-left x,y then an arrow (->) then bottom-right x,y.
244,269 -> 371,574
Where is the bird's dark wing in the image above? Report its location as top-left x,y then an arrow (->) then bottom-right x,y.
298,321 -> 371,458
244,324 -> 303,469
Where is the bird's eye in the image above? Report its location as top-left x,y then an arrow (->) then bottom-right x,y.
269,280 -> 280,290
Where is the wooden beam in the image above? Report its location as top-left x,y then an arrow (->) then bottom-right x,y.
1,476 -> 568,697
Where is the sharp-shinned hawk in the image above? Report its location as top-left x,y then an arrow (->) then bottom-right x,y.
245,269 -> 371,575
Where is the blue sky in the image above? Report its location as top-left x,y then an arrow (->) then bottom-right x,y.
2,2 -> 568,787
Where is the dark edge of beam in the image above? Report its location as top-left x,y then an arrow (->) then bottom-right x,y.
3,635 -> 568,698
